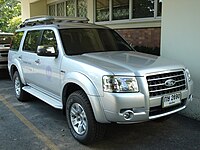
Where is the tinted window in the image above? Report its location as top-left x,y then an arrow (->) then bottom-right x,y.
10,32 -> 24,51
132,0 -> 154,18
23,30 -> 41,53
0,35 -> 12,45
59,28 -> 133,55
40,30 -> 57,49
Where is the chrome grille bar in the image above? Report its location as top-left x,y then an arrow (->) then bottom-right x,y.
148,79 -> 186,87
147,73 -> 184,82
149,85 -> 186,93
146,70 -> 186,97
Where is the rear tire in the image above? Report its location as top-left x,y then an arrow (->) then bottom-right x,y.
13,71 -> 29,102
66,90 -> 106,145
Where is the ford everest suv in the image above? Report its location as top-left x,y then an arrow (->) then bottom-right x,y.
0,32 -> 13,70
8,16 -> 193,144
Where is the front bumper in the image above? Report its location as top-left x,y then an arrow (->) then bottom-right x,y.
100,81 -> 193,123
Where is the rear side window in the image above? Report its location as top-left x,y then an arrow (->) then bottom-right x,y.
23,30 -> 41,53
10,32 -> 24,51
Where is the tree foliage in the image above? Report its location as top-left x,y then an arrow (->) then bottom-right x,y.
0,0 -> 21,32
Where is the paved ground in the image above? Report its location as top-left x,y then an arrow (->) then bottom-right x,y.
0,70 -> 200,150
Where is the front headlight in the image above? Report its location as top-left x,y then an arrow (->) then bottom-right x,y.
103,76 -> 139,93
185,69 -> 191,82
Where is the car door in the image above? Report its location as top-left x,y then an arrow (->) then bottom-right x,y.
32,29 -> 61,97
21,30 -> 42,84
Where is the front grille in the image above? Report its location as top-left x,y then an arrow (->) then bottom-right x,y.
146,70 -> 186,97
149,98 -> 186,116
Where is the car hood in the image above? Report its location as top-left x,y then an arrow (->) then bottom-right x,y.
72,51 -> 185,76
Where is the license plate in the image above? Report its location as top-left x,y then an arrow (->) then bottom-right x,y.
162,93 -> 181,108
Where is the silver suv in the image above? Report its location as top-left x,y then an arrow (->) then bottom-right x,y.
0,32 -> 13,69
8,16 -> 193,144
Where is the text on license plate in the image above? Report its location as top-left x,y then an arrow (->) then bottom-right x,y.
162,93 -> 181,108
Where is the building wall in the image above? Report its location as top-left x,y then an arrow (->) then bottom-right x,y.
21,0 -> 47,21
161,0 -> 200,120
21,0 -> 31,21
117,27 -> 161,55
30,0 -> 47,17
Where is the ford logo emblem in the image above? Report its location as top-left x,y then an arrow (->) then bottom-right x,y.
165,79 -> 176,87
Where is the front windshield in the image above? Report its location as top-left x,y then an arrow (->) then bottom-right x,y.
59,28 -> 133,55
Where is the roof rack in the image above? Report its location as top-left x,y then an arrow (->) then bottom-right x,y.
20,15 -> 89,28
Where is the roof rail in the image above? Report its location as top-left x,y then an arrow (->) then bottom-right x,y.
20,15 -> 89,28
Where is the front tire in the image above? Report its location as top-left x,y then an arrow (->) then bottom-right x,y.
66,90 -> 106,145
13,71 -> 28,102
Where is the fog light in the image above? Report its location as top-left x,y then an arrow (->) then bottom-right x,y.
123,110 -> 134,120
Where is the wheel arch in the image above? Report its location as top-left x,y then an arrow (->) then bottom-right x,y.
10,64 -> 26,85
61,72 -> 108,123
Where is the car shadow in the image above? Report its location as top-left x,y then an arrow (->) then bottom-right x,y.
0,69 -> 10,80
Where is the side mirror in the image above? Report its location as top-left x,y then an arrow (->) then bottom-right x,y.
37,45 -> 58,57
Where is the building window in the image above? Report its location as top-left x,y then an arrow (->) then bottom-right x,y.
77,0 -> 87,17
96,0 -> 109,22
66,0 -> 75,17
49,5 -> 55,16
132,0 -> 154,18
95,0 -> 162,22
157,0 -> 162,16
113,0 -> 129,20
57,2 -> 64,16
48,0 -> 87,17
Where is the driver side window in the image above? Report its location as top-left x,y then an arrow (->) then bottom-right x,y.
41,30 -> 57,50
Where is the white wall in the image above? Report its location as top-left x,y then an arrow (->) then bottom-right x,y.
30,0 -> 47,17
161,0 -> 200,120
21,0 -> 31,21
21,0 -> 47,21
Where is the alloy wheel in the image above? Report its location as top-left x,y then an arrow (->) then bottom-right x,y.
70,103 -> 88,135
14,76 -> 21,96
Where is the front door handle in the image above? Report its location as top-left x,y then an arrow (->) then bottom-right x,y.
18,55 -> 22,60
35,59 -> 40,64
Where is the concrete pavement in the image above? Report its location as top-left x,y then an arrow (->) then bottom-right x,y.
0,70 -> 200,150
